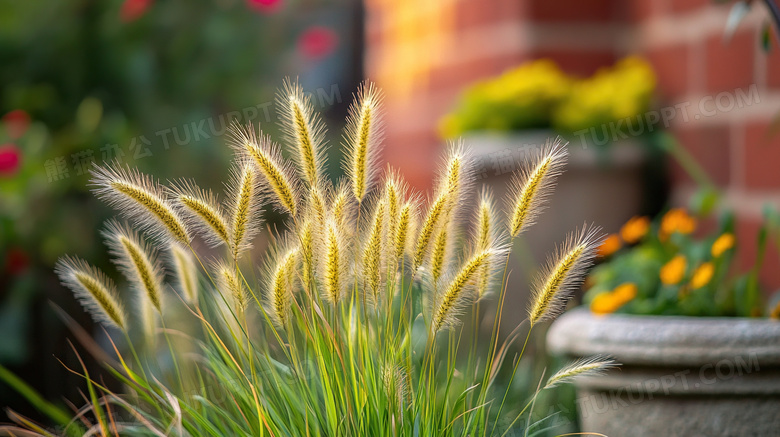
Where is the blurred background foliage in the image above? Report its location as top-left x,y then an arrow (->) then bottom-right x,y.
0,0 -> 361,420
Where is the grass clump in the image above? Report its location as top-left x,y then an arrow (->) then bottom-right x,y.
6,80 -> 614,437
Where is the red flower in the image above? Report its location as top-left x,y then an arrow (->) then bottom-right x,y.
5,248 -> 29,276
2,110 -> 30,139
0,144 -> 21,176
298,26 -> 338,60
121,0 -> 153,22
247,0 -> 282,14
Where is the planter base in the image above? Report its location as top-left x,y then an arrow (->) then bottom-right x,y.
547,309 -> 780,436
579,389 -> 780,437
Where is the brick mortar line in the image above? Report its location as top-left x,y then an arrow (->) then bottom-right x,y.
664,92 -> 780,126
632,4 -> 768,49
527,23 -> 631,51
674,184 -> 780,220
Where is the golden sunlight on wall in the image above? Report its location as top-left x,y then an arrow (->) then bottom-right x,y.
365,0 -> 456,103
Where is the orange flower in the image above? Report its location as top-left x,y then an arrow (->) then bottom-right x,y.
770,302 -> 780,320
711,233 -> 735,258
620,216 -> 650,244
660,208 -> 697,240
590,283 -> 638,315
690,262 -> 714,289
598,234 -> 622,257
660,254 -> 687,285
590,292 -> 621,315
613,283 -> 638,303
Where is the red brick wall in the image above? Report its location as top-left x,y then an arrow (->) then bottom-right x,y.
364,0 -> 780,291
636,2 -> 780,289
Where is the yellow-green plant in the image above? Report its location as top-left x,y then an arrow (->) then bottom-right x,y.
552,56 -> 656,135
439,60 -> 571,138
439,57 -> 655,141
4,80 -> 613,436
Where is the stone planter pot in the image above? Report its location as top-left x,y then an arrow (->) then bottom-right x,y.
547,308 -> 780,437
464,131 -> 653,331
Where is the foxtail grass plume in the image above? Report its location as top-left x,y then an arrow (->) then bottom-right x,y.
473,187 -> 498,299
438,142 -> 473,207
382,364 -> 410,410
266,246 -> 300,328
330,179 -> 354,230
545,356 -> 617,389
430,217 -> 450,284
300,182 -> 331,249
277,78 -> 327,188
308,183 -> 329,226
381,176 -> 411,278
227,161 -> 263,260
55,256 -> 127,330
507,139 -> 568,238
90,163 -> 190,245
103,220 -> 166,312
414,146 -> 472,271
170,245 -> 199,305
474,188 -> 496,251
170,180 -> 230,248
344,81 -> 383,202
528,225 -> 602,326
230,123 -> 299,216
432,248 -> 502,333
362,200 -> 385,303
394,200 -> 416,261
382,169 -> 403,248
297,218 -> 317,292
322,221 -> 346,303
414,190 -> 449,270
433,145 -> 474,279
215,261 -> 248,314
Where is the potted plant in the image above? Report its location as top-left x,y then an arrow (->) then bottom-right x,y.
547,207 -> 780,436
0,81 -> 617,436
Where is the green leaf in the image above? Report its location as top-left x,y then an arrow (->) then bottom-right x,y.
762,21 -> 773,52
689,187 -> 720,216
0,363 -> 74,428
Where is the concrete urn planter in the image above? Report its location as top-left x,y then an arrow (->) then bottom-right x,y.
547,308 -> 780,437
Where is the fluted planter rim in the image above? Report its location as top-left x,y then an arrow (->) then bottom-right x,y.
547,307 -> 780,367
